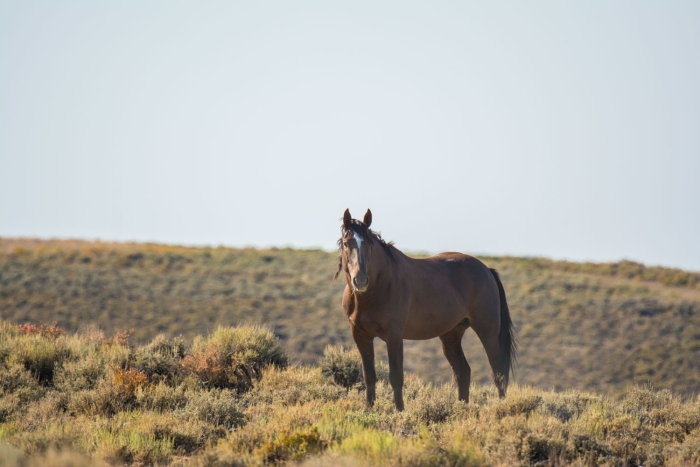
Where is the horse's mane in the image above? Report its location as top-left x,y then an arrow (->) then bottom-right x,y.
333,220 -> 396,281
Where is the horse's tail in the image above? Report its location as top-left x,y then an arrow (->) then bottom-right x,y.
490,268 -> 517,396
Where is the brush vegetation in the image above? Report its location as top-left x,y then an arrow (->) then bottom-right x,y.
1,321 -> 699,467
2,238 -> 699,399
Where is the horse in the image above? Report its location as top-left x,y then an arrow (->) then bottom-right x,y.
334,208 -> 516,411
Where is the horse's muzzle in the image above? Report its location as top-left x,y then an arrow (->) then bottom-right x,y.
353,276 -> 369,293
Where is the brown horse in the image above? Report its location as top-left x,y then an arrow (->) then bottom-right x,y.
334,208 -> 516,411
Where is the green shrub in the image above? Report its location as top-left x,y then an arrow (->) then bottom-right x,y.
54,355 -> 107,392
410,383 -> 458,425
17,391 -> 69,433
0,363 -> 44,402
67,367 -> 148,416
321,345 -> 363,389
7,335 -> 70,386
68,385 -> 121,417
333,428 -> 486,467
521,433 -> 562,465
493,394 -> 543,419
135,382 -> 189,412
183,326 -> 287,391
131,334 -> 187,384
0,393 -> 21,423
180,389 -> 245,430
87,414 -> 175,465
260,426 -> 324,464
247,366 -> 344,407
623,385 -> 675,412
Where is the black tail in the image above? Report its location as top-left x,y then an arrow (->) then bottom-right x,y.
490,268 -> 517,394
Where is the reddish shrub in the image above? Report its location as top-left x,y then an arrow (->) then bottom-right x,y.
105,329 -> 134,346
18,322 -> 65,339
182,342 -> 252,391
110,366 -> 150,398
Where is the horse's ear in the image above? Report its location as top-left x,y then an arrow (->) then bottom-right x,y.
343,209 -> 352,229
363,209 -> 372,228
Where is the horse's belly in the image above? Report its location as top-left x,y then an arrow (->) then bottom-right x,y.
403,302 -> 466,340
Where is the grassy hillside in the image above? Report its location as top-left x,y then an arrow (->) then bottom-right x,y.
1,322 -> 699,467
1,238 -> 700,398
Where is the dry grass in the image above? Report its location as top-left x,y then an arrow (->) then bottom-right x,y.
1,321 -> 699,467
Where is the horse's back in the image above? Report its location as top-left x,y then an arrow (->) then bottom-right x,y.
424,253 -> 494,282
403,252 -> 499,339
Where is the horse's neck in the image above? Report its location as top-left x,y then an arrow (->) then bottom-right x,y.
368,246 -> 398,290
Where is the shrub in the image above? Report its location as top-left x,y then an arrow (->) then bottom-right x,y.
260,426 -> 324,464
411,383 -> 458,425
208,326 -> 288,375
0,393 -> 21,423
18,322 -> 65,339
183,326 -> 287,391
521,433 -> 559,465
182,342 -> 239,389
17,391 -> 69,433
623,385 -> 675,412
180,389 -> 245,430
68,385 -> 121,417
321,345 -> 363,389
135,382 -> 189,412
493,394 -> 543,419
67,367 -> 149,417
333,427 -> 487,467
0,362 -> 44,403
110,366 -> 150,399
88,416 -> 174,465
104,329 -> 134,347
93,411 -> 217,457
247,366 -> 344,407
54,355 -> 107,392
55,334 -> 132,393
132,334 -> 187,384
7,334 -> 71,386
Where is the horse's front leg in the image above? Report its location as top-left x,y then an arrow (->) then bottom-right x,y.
352,326 -> 377,407
386,332 -> 405,411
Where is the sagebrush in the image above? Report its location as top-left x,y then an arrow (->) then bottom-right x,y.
1,321 -> 699,467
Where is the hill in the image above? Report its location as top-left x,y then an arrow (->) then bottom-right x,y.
1,322 -> 699,466
1,238 -> 700,398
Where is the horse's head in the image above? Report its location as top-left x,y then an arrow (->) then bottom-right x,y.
335,208 -> 374,293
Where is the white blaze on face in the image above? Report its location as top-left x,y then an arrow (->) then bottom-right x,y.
353,232 -> 363,257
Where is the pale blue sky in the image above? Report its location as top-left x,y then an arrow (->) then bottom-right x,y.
1,2 -> 699,270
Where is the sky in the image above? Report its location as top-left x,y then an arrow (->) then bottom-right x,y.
1,2 -> 699,271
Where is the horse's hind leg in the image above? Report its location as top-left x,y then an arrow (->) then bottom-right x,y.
439,321 -> 470,403
473,326 -> 508,398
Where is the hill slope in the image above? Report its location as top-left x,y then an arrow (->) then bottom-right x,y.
1,238 -> 699,397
